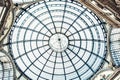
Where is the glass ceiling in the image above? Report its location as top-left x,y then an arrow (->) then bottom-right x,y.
9,0 -> 107,80
0,52 -> 14,80
110,28 -> 120,67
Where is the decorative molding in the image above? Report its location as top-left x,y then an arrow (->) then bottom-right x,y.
78,0 -> 120,28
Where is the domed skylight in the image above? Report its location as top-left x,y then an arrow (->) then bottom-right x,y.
9,0 -> 107,80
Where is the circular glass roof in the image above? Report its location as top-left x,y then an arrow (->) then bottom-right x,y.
110,28 -> 120,67
9,0 -> 107,80
0,51 -> 14,80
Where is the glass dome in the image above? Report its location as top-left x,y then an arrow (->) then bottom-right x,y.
110,28 -> 120,67
0,51 -> 14,80
9,0 -> 107,80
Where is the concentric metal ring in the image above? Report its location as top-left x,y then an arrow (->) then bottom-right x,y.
9,0 -> 107,80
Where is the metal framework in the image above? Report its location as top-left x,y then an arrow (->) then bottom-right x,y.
8,0 -> 107,80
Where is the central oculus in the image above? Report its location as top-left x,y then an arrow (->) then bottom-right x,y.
49,34 -> 68,52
